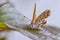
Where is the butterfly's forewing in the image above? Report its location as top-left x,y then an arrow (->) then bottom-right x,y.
35,9 -> 50,23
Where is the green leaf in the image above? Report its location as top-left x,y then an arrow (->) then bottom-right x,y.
0,38 -> 6,40
0,21 -> 8,29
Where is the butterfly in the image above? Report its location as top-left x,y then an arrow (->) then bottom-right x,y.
30,3 -> 50,29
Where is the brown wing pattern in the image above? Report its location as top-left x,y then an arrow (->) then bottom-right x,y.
34,10 -> 50,29
35,9 -> 50,23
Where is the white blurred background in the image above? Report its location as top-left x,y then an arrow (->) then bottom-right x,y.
0,0 -> 60,40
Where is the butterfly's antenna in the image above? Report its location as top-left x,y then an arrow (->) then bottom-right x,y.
31,2 -> 36,24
